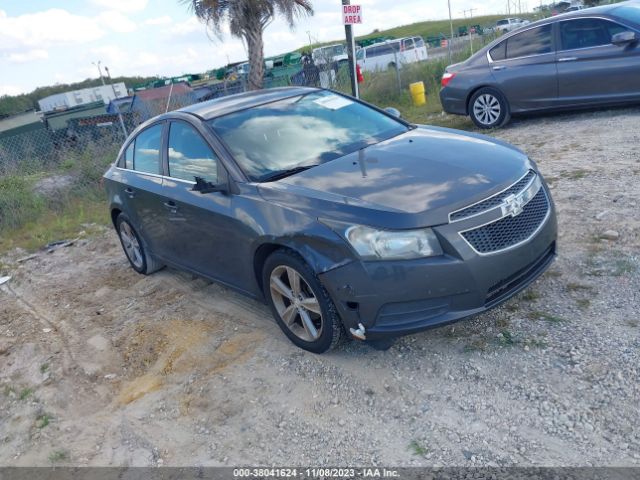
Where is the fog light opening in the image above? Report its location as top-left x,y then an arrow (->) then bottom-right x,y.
345,301 -> 359,311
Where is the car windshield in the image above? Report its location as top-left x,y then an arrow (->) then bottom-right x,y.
208,91 -> 408,182
497,20 -> 509,25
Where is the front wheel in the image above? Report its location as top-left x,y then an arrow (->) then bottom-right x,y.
263,250 -> 343,353
469,87 -> 511,129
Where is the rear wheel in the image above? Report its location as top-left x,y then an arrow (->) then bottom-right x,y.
116,213 -> 163,275
263,250 -> 342,353
469,87 -> 510,129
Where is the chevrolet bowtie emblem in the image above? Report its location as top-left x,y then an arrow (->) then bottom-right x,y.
502,193 -> 526,217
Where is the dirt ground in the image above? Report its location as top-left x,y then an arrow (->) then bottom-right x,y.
1,107 -> 639,467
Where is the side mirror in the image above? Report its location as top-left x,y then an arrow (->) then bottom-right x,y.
192,176 -> 227,194
384,107 -> 402,118
612,31 -> 638,46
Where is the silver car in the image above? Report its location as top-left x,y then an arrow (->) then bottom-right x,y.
440,1 -> 640,128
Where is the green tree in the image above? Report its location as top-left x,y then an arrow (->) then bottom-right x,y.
185,0 -> 313,90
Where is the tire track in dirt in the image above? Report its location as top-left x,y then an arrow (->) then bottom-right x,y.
1,283 -> 76,374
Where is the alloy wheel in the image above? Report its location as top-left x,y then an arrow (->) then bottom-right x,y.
269,265 -> 323,342
119,221 -> 144,269
473,94 -> 501,126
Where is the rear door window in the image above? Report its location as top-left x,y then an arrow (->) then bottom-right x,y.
490,41 -> 507,61
560,18 -> 631,50
133,123 -> 163,175
368,44 -> 396,57
505,24 -> 553,59
167,121 -> 218,183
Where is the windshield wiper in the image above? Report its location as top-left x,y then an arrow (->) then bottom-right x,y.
260,165 -> 318,182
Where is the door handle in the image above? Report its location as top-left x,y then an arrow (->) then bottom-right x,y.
124,187 -> 135,198
163,201 -> 178,213
492,65 -> 506,71
558,57 -> 578,62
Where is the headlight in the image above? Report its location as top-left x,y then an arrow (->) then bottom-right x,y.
344,225 -> 443,260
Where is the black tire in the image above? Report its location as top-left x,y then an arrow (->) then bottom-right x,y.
262,249 -> 343,354
468,87 -> 511,129
115,213 -> 164,275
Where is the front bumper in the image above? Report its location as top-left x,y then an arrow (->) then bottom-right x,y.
318,187 -> 557,340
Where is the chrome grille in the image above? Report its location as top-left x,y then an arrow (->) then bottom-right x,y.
450,170 -> 536,222
461,188 -> 549,254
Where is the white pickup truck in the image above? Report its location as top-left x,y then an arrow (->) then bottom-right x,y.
496,18 -> 531,32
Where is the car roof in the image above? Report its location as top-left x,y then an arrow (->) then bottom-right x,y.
177,86 -> 320,120
485,1 -> 637,42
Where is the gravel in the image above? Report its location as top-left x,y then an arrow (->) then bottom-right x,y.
0,107 -> 638,467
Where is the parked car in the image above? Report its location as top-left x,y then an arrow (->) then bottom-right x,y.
440,1 -> 640,128
565,5 -> 586,12
311,44 -> 348,67
104,87 -> 557,353
356,37 -> 428,72
496,17 -> 531,32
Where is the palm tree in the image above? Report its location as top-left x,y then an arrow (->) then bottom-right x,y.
185,0 -> 313,90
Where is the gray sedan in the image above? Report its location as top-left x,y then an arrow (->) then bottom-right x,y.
104,87 -> 557,353
440,1 -> 640,128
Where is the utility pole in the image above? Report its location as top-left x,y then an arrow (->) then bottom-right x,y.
103,66 -> 128,140
306,30 -> 313,50
92,61 -> 106,86
447,0 -> 455,64
465,8 -> 477,54
342,0 -> 359,98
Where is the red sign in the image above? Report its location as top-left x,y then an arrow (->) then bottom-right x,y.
342,4 -> 363,24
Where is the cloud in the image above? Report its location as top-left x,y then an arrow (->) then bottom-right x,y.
0,8 -> 105,53
97,10 -> 138,33
6,49 -> 49,63
90,0 -> 148,13
144,16 -> 172,26
169,17 -> 205,36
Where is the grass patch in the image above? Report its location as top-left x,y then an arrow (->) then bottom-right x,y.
3,385 -> 16,397
0,196 -> 109,254
544,269 -> 562,278
503,301 -> 520,313
576,298 -> 590,310
585,253 -> 637,277
566,282 -> 593,292
527,311 -> 565,323
0,140 -> 116,254
19,387 -> 33,400
0,175 -> 46,230
40,363 -> 49,373
464,338 -> 488,352
36,414 -> 51,429
409,439 -> 429,456
48,449 -> 68,464
519,289 -> 540,301
524,337 -> 549,349
560,169 -> 589,180
497,329 -> 517,346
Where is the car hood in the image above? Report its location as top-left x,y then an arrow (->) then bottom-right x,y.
258,126 -> 533,229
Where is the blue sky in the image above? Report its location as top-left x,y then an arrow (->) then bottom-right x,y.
0,0 -> 510,96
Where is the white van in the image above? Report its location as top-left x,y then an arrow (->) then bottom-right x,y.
356,37 -> 428,72
312,44 -> 348,66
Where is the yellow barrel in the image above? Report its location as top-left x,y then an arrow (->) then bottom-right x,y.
409,81 -> 426,106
